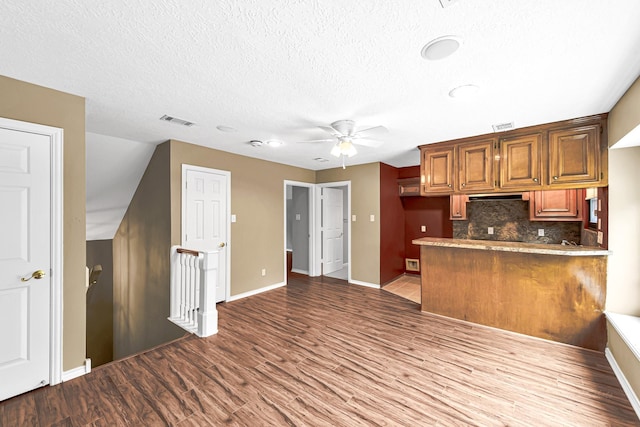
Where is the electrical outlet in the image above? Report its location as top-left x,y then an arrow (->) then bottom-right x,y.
261,268 -> 266,276
538,229 -> 545,237
488,227 -> 494,235
421,225 -> 427,232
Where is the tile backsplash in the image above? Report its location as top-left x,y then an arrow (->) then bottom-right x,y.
452,200 -> 581,244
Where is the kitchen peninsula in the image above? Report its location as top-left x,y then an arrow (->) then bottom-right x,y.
413,237 -> 610,350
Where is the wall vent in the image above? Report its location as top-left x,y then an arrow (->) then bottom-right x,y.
405,258 -> 420,272
492,122 -> 515,132
160,115 -> 195,127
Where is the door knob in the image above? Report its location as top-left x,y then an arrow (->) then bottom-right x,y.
218,242 -> 226,248
21,270 -> 46,282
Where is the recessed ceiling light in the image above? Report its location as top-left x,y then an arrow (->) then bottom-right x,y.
421,36 -> 462,61
448,84 -> 479,98
249,140 -> 264,147
216,125 -> 237,132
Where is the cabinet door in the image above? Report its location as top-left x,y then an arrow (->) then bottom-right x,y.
450,194 -> 468,220
458,139 -> 495,192
548,125 -> 600,186
398,178 -> 420,197
529,189 -> 583,221
499,133 -> 542,189
421,146 -> 454,194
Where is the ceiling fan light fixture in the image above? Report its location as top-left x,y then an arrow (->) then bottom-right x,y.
331,139 -> 357,157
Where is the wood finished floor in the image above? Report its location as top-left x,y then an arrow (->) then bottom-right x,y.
1,273 -> 637,426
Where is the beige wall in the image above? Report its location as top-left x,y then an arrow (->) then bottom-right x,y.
169,140 -> 315,296
606,75 -> 640,408
607,75 -> 640,315
316,163 -> 381,285
0,75 -> 86,371
113,142 -> 184,359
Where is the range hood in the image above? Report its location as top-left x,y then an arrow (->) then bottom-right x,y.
468,193 -> 524,201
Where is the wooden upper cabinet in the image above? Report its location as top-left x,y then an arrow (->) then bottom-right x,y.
421,145 -> 454,194
547,125 -> 600,187
457,139 -> 495,192
449,194 -> 468,220
528,189 -> 583,221
499,133 -> 542,189
397,177 -> 420,197
418,114 -> 607,196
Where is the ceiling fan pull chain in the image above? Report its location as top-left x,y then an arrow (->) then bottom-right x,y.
342,155 -> 346,170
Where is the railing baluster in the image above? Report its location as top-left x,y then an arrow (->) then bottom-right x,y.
169,246 -> 218,337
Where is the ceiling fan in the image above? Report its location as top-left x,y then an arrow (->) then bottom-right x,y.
303,120 -> 388,168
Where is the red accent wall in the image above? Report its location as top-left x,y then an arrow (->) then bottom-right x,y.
398,165 -> 420,179
402,196 -> 452,262
379,163 -> 406,284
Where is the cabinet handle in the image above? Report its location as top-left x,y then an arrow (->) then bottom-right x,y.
448,184 -> 452,188
553,176 -> 558,180
461,183 -> 466,188
533,178 -> 538,182
537,210 -> 541,214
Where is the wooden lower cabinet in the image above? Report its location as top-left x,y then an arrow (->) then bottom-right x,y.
526,189 -> 583,221
420,245 -> 606,350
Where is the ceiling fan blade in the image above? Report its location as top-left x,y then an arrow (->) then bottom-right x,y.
297,138 -> 335,143
318,125 -> 340,136
354,125 -> 388,138
352,139 -> 384,148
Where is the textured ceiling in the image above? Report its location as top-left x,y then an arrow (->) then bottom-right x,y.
2,0 -> 640,173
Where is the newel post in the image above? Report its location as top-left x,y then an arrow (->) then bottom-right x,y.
197,250 -> 219,337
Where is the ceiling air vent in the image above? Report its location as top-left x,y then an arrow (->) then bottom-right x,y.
492,122 -> 515,132
160,115 -> 195,127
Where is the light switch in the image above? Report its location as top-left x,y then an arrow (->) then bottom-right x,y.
352,215 -> 357,222
421,225 -> 426,232
370,214 -> 375,222
231,214 -> 237,223
296,214 -> 301,221
488,227 -> 494,235
538,228 -> 545,237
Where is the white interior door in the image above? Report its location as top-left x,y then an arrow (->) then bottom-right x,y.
182,166 -> 229,303
322,187 -> 344,275
0,125 -> 52,401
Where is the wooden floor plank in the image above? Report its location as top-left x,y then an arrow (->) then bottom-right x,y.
1,273 -> 638,426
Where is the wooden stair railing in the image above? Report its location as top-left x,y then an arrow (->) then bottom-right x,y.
168,246 -> 219,337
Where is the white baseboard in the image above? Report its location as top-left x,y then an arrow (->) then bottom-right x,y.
62,358 -> 91,382
291,268 -> 309,275
605,348 -> 640,419
227,281 -> 286,302
349,279 -> 380,289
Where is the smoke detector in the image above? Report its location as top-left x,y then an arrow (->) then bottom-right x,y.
249,140 -> 264,147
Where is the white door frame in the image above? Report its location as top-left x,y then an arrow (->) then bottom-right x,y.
315,181 -> 351,281
283,181 -> 316,279
181,164 -> 231,302
0,117 -> 64,386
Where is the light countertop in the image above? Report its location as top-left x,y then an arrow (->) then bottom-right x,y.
412,237 -> 611,256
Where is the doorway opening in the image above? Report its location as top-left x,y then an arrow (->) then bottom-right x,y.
284,180 -> 351,283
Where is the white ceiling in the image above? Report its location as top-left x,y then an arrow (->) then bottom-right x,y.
2,1 -> 640,239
